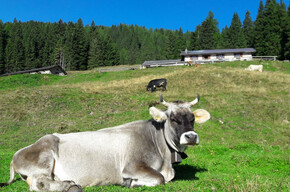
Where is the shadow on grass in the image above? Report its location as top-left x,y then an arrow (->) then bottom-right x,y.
173,164 -> 207,181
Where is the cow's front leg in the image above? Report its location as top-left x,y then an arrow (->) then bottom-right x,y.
152,85 -> 156,92
28,175 -> 83,192
122,163 -> 165,187
160,164 -> 175,183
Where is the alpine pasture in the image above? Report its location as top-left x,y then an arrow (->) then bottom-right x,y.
0,61 -> 289,191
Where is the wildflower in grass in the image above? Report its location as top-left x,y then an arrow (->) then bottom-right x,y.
234,176 -> 240,182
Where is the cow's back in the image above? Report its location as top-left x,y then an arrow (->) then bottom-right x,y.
53,120 -> 166,187
53,131 -> 128,186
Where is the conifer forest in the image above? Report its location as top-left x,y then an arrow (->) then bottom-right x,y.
0,0 -> 289,74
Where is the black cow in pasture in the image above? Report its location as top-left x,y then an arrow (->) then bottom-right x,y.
147,78 -> 167,92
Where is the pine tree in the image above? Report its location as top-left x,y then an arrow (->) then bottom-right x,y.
254,0 -> 283,57
56,19 -> 66,40
71,18 -> 88,70
117,24 -> 130,64
139,31 -> 155,62
165,31 -> 177,59
105,35 -> 120,66
119,48 -> 129,65
193,25 -> 202,50
175,27 -> 185,57
220,25 -> 231,48
119,24 -> 132,60
264,0 -> 283,56
53,40 -> 66,69
22,21 -> 40,69
243,10 -> 255,48
228,13 -> 247,48
39,23 -> 56,67
51,20 -> 67,69
199,11 -> 220,49
53,19 -> 66,51
91,20 -> 96,33
284,4 -> 290,59
129,26 -> 140,64
63,21 -> 75,70
189,31 -> 197,50
5,19 -> 25,73
0,20 -> 6,74
88,30 -> 105,69
278,0 -> 288,59
153,28 -> 167,60
254,0 -> 266,55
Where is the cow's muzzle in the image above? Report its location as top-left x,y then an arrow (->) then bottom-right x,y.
180,131 -> 199,145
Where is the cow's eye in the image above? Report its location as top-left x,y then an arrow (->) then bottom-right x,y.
170,117 -> 176,122
171,117 -> 181,124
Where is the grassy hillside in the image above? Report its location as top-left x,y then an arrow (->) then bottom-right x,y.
0,61 -> 289,191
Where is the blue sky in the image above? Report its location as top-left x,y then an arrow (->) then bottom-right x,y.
0,0 -> 289,31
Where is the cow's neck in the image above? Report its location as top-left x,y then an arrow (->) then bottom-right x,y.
163,121 -> 186,153
151,120 -> 187,164
163,121 -> 188,164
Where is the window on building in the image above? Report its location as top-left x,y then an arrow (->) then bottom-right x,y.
234,53 -> 243,59
216,54 -> 224,60
203,55 -> 210,59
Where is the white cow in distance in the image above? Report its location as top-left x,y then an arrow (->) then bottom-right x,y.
245,65 -> 263,72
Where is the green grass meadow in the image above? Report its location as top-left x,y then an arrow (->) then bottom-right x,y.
0,61 -> 289,191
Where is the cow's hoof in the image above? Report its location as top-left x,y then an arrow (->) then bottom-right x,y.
66,185 -> 84,192
122,178 -> 133,187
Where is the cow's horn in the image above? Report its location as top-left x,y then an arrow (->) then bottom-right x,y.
189,93 -> 200,106
160,94 -> 170,107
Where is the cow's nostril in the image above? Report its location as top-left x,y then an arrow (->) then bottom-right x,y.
185,133 -> 197,141
185,134 -> 194,139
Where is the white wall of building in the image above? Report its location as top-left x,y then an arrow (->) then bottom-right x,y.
184,53 -> 253,62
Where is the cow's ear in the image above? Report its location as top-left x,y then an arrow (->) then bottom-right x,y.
149,107 -> 167,122
193,109 -> 210,124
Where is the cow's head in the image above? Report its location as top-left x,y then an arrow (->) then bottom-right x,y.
149,94 -> 210,152
146,85 -> 155,91
146,86 -> 151,91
